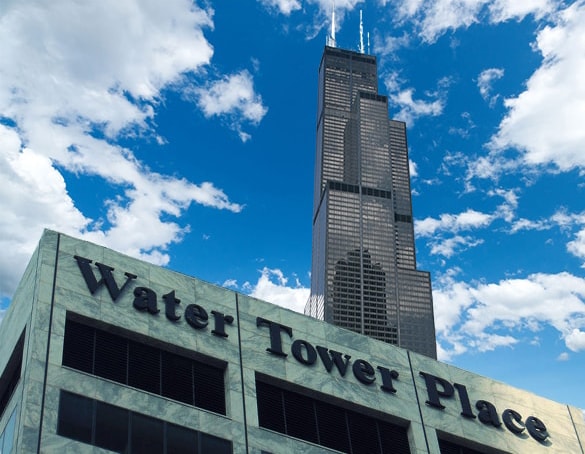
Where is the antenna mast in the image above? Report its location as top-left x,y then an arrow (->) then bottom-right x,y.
326,1 -> 336,47
359,10 -> 364,54
367,32 -> 370,54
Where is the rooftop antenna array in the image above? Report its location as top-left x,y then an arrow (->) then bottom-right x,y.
327,1 -> 337,47
359,10 -> 364,54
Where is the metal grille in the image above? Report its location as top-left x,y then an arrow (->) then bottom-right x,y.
62,318 -> 226,415
256,379 -> 410,454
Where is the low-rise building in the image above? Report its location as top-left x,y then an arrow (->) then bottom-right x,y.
0,230 -> 583,453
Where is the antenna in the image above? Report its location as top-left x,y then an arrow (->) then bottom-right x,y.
367,32 -> 370,55
359,10 -> 364,54
327,1 -> 337,47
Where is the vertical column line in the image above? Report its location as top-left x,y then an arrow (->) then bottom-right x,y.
567,404 -> 585,454
407,350 -> 431,453
37,233 -> 60,453
234,293 -> 250,453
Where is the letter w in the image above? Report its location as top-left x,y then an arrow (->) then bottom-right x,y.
74,256 -> 137,302
316,346 -> 351,376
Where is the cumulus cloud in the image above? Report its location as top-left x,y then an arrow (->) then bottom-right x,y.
388,0 -> 555,42
435,272 -> 585,360
568,229 -> 585,262
417,209 -> 494,236
565,329 -> 585,352
194,70 -> 268,142
222,279 -> 238,289
374,32 -> 410,56
477,68 -> 504,107
415,209 -> 494,257
384,73 -> 448,126
259,0 -> 302,15
490,1 -> 585,171
244,267 -> 310,313
488,0 -> 554,23
0,0 -> 247,298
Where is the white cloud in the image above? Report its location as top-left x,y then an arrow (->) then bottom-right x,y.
416,209 -> 494,236
557,352 -> 569,361
416,209 -> 494,258
222,279 -> 238,289
374,32 -> 410,56
245,267 -> 310,313
259,0 -> 302,15
565,329 -> 585,352
509,218 -> 549,233
0,0 -> 245,298
429,235 -> 484,258
434,272 -> 585,360
409,159 -> 418,177
384,74 -> 448,126
448,112 -> 476,138
488,0 -> 554,23
390,0 -> 555,42
490,1 -> 585,171
194,70 -> 268,142
568,227 -> 585,263
477,68 -> 504,107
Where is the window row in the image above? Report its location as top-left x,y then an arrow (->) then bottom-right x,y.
57,391 -> 231,454
62,318 -> 226,415
328,181 -> 392,200
256,378 -> 410,454
395,213 -> 413,223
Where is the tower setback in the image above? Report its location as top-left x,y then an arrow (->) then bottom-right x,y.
306,46 -> 437,359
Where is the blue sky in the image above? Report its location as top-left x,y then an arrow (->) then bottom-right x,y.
1,0 -> 585,410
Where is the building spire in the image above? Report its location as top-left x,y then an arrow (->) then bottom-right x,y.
359,10 -> 364,54
327,1 -> 336,47
367,32 -> 370,55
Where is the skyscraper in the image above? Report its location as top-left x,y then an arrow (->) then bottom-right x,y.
305,45 -> 437,359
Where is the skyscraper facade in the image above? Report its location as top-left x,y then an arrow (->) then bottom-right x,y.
306,46 -> 437,359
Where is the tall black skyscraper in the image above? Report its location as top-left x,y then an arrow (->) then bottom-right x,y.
305,46 -> 437,358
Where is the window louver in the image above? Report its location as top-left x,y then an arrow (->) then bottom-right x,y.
256,378 -> 410,454
62,318 -> 226,415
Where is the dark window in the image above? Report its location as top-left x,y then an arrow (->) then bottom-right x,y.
315,400 -> 350,452
379,420 -> 412,454
128,341 -> 160,394
57,391 -> 231,453
62,318 -> 226,415
62,321 -> 93,373
256,381 -> 285,434
0,330 -> 25,419
439,438 -> 495,454
162,351 -> 194,405
283,391 -> 318,443
95,400 -> 128,452
348,411 -> 381,454
167,422 -> 198,454
200,433 -> 232,454
94,329 -> 127,383
57,391 -> 93,444
256,378 -> 409,454
193,362 -> 226,415
130,412 -> 163,454
394,213 -> 412,223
